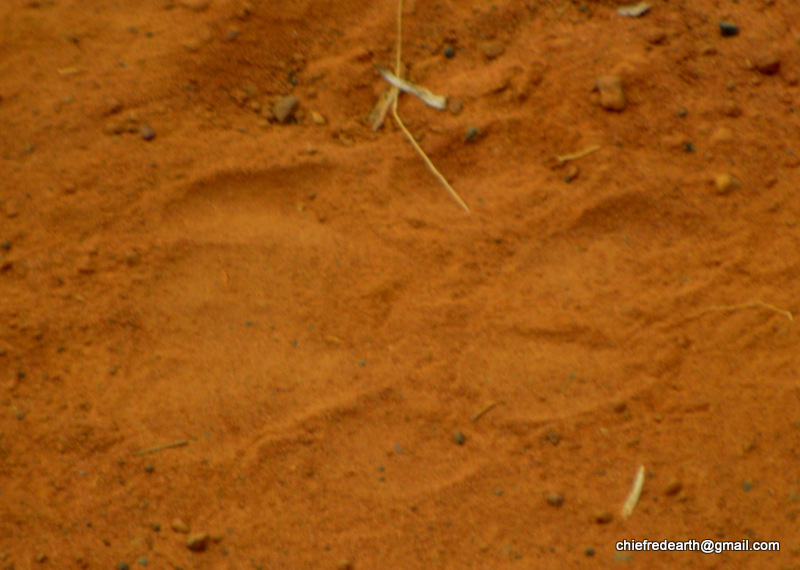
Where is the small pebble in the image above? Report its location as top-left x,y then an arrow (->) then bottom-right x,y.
144,465 -> 154,473
645,29 -> 667,45
171,518 -> 190,533
713,173 -> 739,195
585,547 -> 595,556
105,99 -> 123,115
479,40 -> 505,60
719,21 -> 739,37
443,45 -> 455,59
595,510 -> 613,524
710,126 -> 733,145
35,552 -> 47,563
309,110 -> 326,125
742,480 -> 754,492
139,124 -> 156,141
117,563 -> 130,570
272,95 -> 299,123
664,479 -> 683,495
464,125 -> 482,143
336,560 -> 354,570
594,75 -> 626,111
683,142 -> 696,153
564,164 -> 579,183
752,52 -> 780,75
546,493 -> 564,507
187,533 -> 210,552
137,557 -> 148,566
610,399 -> 627,413
453,431 -> 466,445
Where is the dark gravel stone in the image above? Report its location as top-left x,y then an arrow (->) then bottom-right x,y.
719,21 -> 739,37
444,45 -> 455,59
139,123 -> 156,141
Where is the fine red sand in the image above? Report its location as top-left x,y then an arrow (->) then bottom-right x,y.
2,0 -> 800,568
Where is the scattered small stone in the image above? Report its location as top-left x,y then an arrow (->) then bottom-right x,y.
144,464 -> 154,473
564,164 -> 579,183
336,560 -> 354,570
742,480 -> 753,492
171,518 -> 190,533
139,124 -> 156,141
719,21 -> 739,37
546,493 -> 564,507
683,142 -> 696,153
664,479 -> 683,495
178,0 -> 211,11
611,399 -> 627,413
447,97 -> 463,115
645,29 -> 667,45
594,75 -> 626,111
585,547 -> 595,556
35,553 -> 47,563
713,173 -> 740,195
137,556 -> 148,566
752,52 -> 780,75
454,431 -> 466,445
444,45 -> 455,59
309,110 -> 326,125
225,27 -> 239,41
479,40 -> 505,60
105,99 -> 123,115
464,125 -> 482,143
614,553 -> 633,562
677,107 -> 687,117
272,95 -> 299,123
543,429 -> 560,445
187,533 -> 210,552
595,510 -> 613,524
117,563 -> 130,570
152,523 -> 161,531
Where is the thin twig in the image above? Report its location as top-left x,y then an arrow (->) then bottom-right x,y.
557,145 -> 601,164
135,440 -> 189,456
471,401 -> 498,422
391,0 -> 470,213
701,300 -> 794,322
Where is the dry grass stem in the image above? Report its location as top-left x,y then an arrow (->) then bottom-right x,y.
135,440 -> 189,456
471,401 -> 498,422
621,464 -> 646,519
701,301 -> 793,322
557,145 -> 601,164
388,0 -> 470,213
378,66 -> 447,109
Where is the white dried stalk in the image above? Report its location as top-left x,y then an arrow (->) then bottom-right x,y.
378,66 -> 447,110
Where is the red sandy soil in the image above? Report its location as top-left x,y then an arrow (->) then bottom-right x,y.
2,0 -> 800,568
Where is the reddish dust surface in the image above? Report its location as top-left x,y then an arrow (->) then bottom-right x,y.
2,0 -> 800,568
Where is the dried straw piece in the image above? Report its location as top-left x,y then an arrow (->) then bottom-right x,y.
378,66 -> 447,110
388,0 -> 470,213
621,465 -> 646,519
